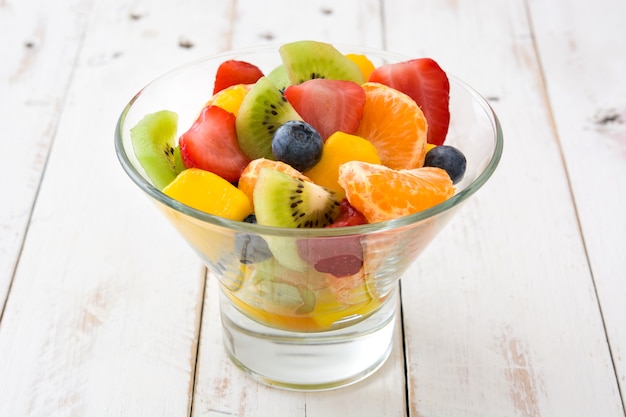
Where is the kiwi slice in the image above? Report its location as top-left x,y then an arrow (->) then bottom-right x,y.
248,259 -> 317,315
254,280 -> 315,315
253,168 -> 340,271
253,256 -> 327,291
235,76 -> 302,160
279,40 -> 365,85
253,168 -> 340,228
266,64 -> 291,92
129,110 -> 184,190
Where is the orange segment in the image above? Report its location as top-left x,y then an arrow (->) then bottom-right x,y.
237,158 -> 310,208
325,270 -> 371,306
355,82 -> 428,170
337,161 -> 454,223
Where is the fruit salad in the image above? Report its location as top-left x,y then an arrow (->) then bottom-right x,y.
129,40 -> 468,332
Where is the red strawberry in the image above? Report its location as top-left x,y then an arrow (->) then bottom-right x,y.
284,79 -> 366,141
328,199 -> 368,228
179,105 -> 250,182
369,58 -> 450,145
213,60 -> 264,95
296,236 -> 363,277
295,200 -> 367,277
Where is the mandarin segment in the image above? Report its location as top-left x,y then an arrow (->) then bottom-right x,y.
355,82 -> 428,170
238,158 -> 310,208
325,270 -> 371,306
337,161 -> 454,223
369,58 -> 450,146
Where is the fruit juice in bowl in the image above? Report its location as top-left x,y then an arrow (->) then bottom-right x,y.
115,41 -> 503,390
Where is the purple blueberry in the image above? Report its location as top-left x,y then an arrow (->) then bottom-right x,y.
272,120 -> 323,171
424,145 -> 467,184
234,214 -> 273,264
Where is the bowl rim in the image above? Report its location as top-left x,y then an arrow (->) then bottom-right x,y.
114,44 -> 503,237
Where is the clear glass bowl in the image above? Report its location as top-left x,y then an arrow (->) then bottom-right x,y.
115,44 -> 503,390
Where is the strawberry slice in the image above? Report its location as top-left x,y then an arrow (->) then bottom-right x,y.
284,79 -> 366,141
179,105 -> 250,183
369,58 -> 450,145
295,200 -> 367,277
213,60 -> 264,95
327,198 -> 368,228
296,236 -> 363,277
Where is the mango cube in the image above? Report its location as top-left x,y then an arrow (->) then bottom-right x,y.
163,168 -> 252,220
304,131 -> 381,199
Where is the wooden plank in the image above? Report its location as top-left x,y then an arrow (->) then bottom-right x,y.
229,0 -> 384,48
0,0 -> 234,415
527,0 -> 626,405
0,0 -> 91,313
190,1 -> 409,416
382,0 -> 625,415
4,1 -> 622,416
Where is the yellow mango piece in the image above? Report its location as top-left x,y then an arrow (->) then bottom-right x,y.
345,53 -> 376,81
205,83 -> 251,117
225,282 -> 379,332
163,168 -> 252,220
311,299 -> 380,330
304,131 -> 381,199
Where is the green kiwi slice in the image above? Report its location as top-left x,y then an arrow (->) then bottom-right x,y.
253,168 -> 340,228
266,64 -> 291,92
235,76 -> 302,160
250,280 -> 315,316
129,110 -> 184,190
279,40 -> 365,85
253,168 -> 341,271
247,260 -> 317,315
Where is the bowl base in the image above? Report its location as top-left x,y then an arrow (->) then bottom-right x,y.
219,287 -> 398,391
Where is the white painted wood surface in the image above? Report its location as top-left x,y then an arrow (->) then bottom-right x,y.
0,0 -> 92,313
527,0 -> 626,400
1,0 -> 624,416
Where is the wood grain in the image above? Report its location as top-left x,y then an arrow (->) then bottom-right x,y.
384,0 -> 625,415
0,0 -> 231,415
0,0 -> 92,313
528,0 -> 626,405
1,0 -> 624,416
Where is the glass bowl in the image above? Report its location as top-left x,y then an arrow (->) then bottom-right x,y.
115,44 -> 503,391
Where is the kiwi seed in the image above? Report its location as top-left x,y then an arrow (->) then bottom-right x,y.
253,168 -> 340,229
236,77 -> 302,160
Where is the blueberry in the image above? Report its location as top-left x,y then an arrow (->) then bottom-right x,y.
424,145 -> 467,184
234,215 -> 273,264
243,213 -> 257,223
272,120 -> 323,171
234,233 -> 273,264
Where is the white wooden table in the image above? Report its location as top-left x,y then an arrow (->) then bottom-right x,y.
1,0 -> 625,415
